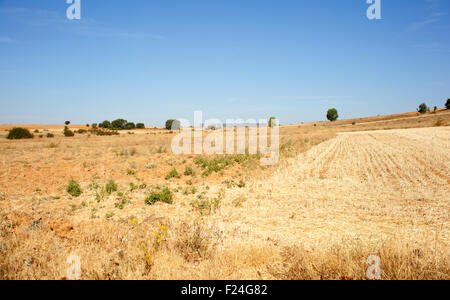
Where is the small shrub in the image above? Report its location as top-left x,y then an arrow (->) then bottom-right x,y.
67,179 -> 82,197
63,126 -> 74,137
34,129 -> 39,133
7,128 -> 33,140
166,168 -> 181,180
184,166 -> 195,176
191,190 -> 223,215
105,180 -> 118,194
46,133 -> 54,138
145,187 -> 173,205
237,179 -> 246,188
175,220 -> 212,262
136,123 -> 145,129
95,129 -> 119,136
77,129 -> 87,134
115,191 -> 128,209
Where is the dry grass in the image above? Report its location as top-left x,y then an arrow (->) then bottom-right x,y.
0,111 -> 449,280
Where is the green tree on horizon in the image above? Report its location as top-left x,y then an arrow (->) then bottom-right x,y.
327,108 -> 339,122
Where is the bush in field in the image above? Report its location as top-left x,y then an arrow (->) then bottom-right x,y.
47,133 -> 54,138
125,122 -> 136,130
417,103 -> 428,114
67,179 -> 82,197
446,99 -> 450,109
91,123 -> 98,129
63,126 -> 74,137
145,187 -> 173,205
165,168 -> 181,180
327,108 -> 339,122
94,129 -> 119,136
184,166 -> 195,176
165,119 -> 181,130
105,180 -> 117,194
65,121 -> 71,125
77,129 -> 87,134
7,128 -> 34,140
136,123 -> 145,129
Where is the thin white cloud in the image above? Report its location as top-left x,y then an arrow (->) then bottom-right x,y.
410,18 -> 439,31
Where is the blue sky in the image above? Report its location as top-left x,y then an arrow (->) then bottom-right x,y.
0,0 -> 449,126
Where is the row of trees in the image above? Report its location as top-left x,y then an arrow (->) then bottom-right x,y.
89,119 -> 145,130
65,99 -> 450,131
325,98 -> 450,122
417,99 -> 450,114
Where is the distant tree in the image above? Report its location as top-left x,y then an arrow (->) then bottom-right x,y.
111,119 -> 127,130
327,108 -> 339,122
417,103 -> 428,114
91,123 -> 98,129
446,99 -> 450,109
65,121 -> 70,125
165,119 -> 181,130
136,123 -> 145,129
99,120 -> 111,129
268,116 -> 277,128
433,106 -> 438,113
125,122 -> 136,130
86,124 -> 90,127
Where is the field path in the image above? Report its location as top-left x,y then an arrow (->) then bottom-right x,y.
215,127 -> 450,253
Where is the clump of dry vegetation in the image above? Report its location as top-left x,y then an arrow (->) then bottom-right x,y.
6,128 -> 33,140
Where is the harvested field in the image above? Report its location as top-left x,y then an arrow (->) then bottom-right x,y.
0,123 -> 448,279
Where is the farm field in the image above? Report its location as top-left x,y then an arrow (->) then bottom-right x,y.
0,110 -> 449,279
